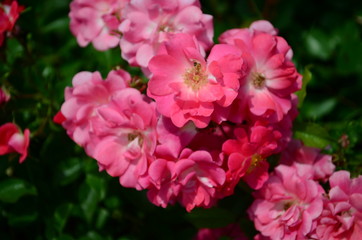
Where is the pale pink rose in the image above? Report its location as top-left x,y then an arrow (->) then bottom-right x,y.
311,171 -> 362,240
0,122 -> 30,163
119,0 -> 213,68
221,121 -> 283,195
69,0 -> 128,51
0,0 -> 24,46
0,87 -> 10,104
173,148 -> 226,212
147,33 -> 243,128
248,165 -> 324,240
280,139 -> 335,182
91,89 -> 158,190
194,223 -> 248,240
219,20 -> 301,122
60,70 -> 131,149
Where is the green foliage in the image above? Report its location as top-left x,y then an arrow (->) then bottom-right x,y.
0,0 -> 362,239
0,178 -> 37,203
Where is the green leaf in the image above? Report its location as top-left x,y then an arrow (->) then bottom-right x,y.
304,98 -> 337,119
294,123 -> 333,149
186,207 -> 236,229
95,208 -> 109,230
54,203 -> 74,233
0,178 -> 37,203
6,38 -> 24,65
7,211 -> 38,227
296,66 -> 313,108
78,182 -> 99,223
56,157 -> 83,186
304,29 -> 338,60
86,174 -> 106,201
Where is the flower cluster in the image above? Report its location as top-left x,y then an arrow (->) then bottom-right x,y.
60,0 -> 303,212
248,139 -> 362,240
0,0 -> 24,46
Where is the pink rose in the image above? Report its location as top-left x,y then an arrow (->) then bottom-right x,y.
311,171 -> 362,240
248,165 -> 324,240
69,0 -> 129,51
0,122 -> 30,163
0,0 -> 24,46
148,33 -> 243,128
91,88 -> 158,190
280,139 -> 335,182
219,20 -> 301,122
119,0 -> 213,69
59,69 -> 131,150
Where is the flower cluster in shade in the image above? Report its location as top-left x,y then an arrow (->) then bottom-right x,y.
0,0 -> 24,46
58,5 -> 304,211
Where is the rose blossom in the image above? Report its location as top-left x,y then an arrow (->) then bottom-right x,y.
248,165 -> 324,240
147,33 -> 244,128
0,122 -> 30,163
221,121 -> 282,194
0,0 -> 24,46
280,139 -> 335,182
311,171 -> 362,240
69,0 -> 129,51
59,69 -> 130,151
173,148 -> 226,212
219,20 -> 302,122
91,88 -> 158,190
119,0 -> 213,68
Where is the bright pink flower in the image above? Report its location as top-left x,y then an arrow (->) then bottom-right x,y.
0,122 -> 30,163
173,148 -> 226,212
0,87 -> 10,104
219,20 -> 301,122
280,139 -> 335,182
311,171 -> 362,240
148,33 -> 243,128
60,70 -> 131,149
146,158 -> 177,208
221,121 -> 282,194
91,89 -> 158,190
119,0 -> 213,68
155,116 -> 197,159
194,223 -> 248,240
248,165 -> 324,240
0,0 -> 24,46
69,0 -> 128,51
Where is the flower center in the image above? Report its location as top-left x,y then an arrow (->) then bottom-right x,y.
159,24 -> 174,32
251,71 -> 266,89
247,154 -> 264,173
127,132 -> 143,146
183,62 -> 208,92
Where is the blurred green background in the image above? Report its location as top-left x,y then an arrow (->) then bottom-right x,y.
0,0 -> 362,239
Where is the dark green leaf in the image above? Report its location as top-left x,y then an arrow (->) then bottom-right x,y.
294,123 -> 333,149
0,178 -> 37,203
